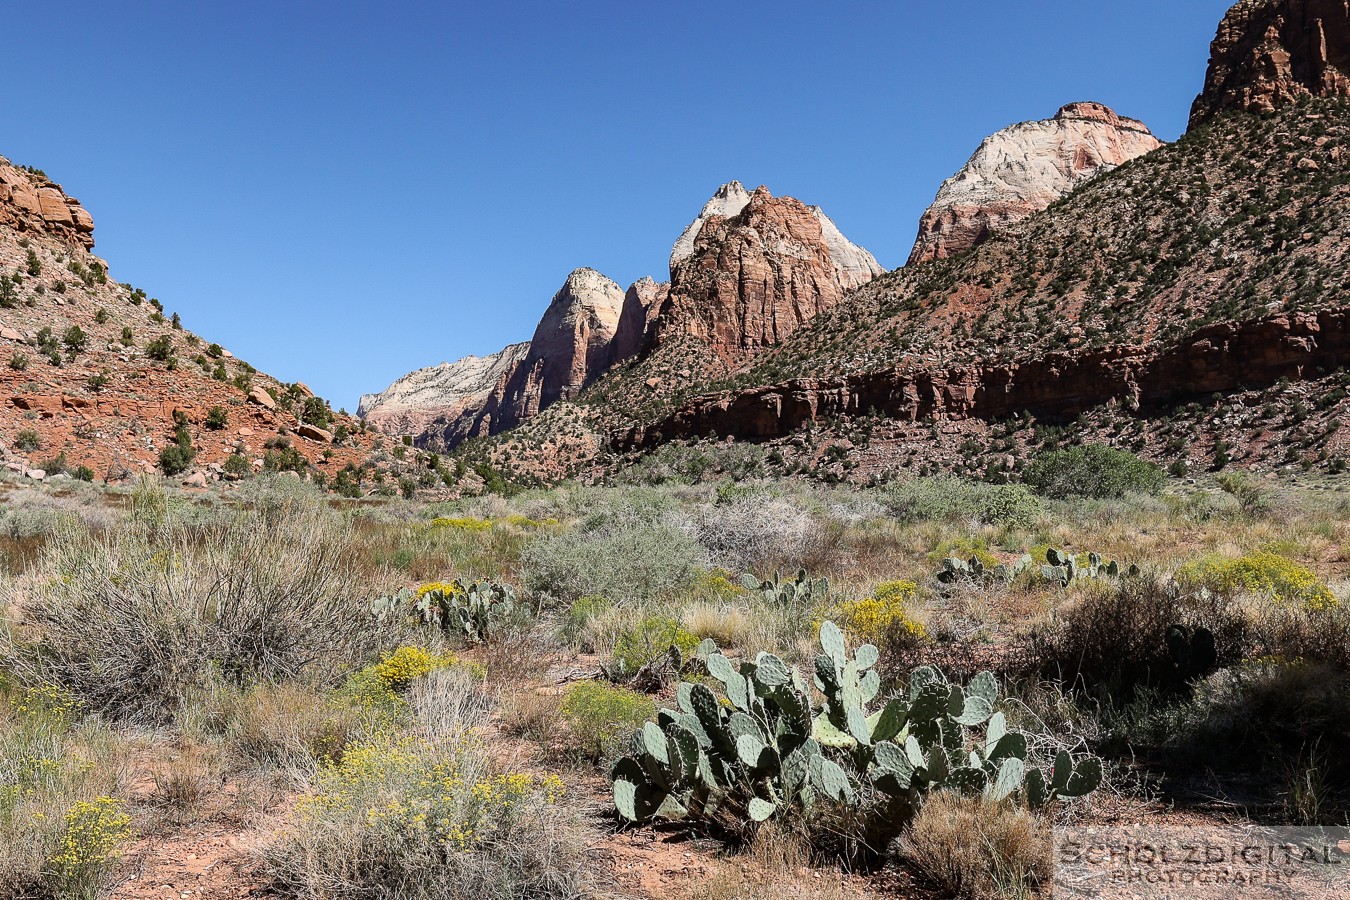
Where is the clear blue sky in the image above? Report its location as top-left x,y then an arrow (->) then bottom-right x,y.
3,1 -> 1234,410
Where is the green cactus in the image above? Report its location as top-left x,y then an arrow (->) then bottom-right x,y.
936,554 -> 1032,586
741,569 -> 829,606
610,620 -> 1104,837
1165,624 -> 1218,678
1040,547 -> 1138,587
371,580 -> 518,644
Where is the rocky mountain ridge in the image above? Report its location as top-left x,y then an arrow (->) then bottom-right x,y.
362,184 -> 883,450
1190,0 -> 1350,127
907,102 -> 1163,264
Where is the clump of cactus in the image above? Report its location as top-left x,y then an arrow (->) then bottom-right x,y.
371,580 -> 519,643
1039,548 -> 1139,587
740,569 -> 829,607
611,621 -> 1103,839
935,554 -> 1033,586
1165,624 -> 1217,679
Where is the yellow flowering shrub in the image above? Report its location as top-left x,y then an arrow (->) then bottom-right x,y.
832,580 -> 927,646
416,581 -> 464,599
340,647 -> 487,724
560,681 -> 654,761
296,733 -> 562,853
47,797 -> 132,899
431,517 -> 493,532
1178,552 -> 1338,610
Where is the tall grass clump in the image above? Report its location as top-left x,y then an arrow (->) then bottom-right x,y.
265,670 -> 592,899
2,480 -> 389,722
0,684 -> 130,898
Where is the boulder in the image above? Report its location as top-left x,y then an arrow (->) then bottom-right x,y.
297,423 -> 333,442
247,387 -> 275,409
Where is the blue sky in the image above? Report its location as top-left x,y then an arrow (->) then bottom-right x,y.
3,1 -> 1234,410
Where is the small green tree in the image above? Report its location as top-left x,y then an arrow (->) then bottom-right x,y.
205,406 -> 229,430
62,325 -> 88,358
145,335 -> 173,361
1023,445 -> 1165,500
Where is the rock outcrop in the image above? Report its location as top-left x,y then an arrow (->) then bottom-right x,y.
671,181 -> 883,289
656,186 -> 880,361
0,160 -> 96,249
492,268 -> 626,425
627,310 -> 1350,447
368,269 -> 632,448
358,342 -> 530,438
612,276 -> 669,365
907,102 -> 1162,264
1190,0 -> 1350,128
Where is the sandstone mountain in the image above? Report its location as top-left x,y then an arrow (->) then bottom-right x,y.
1190,0 -> 1350,127
463,1 -> 1350,486
364,184 -> 882,449
0,156 -> 378,486
358,342 -> 530,438
907,102 -> 1162,264
656,185 -> 881,361
670,180 -> 883,289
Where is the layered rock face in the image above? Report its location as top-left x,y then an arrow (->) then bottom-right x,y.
1190,0 -> 1350,128
657,186 -> 880,361
611,276 -> 669,364
670,181 -> 883,289
367,269 -> 642,448
907,102 -> 1162,264
0,161 -> 95,249
627,310 -> 1350,448
357,342 -> 530,438
492,268 -> 626,425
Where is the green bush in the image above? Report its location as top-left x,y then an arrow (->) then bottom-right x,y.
145,335 -> 173,362
560,681 -> 654,761
205,406 -> 228,430
977,484 -> 1043,528
1023,445 -> 1165,500
521,515 -> 702,605
609,616 -> 699,679
15,429 -> 41,452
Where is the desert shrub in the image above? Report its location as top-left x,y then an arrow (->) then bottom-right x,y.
3,482 -> 389,722
976,484 -> 1043,528
264,727 -> 590,899
608,616 -> 700,679
220,680 -> 358,768
1176,552 -> 1337,610
432,516 -> 493,531
1023,444 -> 1165,500
560,595 -> 612,650
831,580 -> 928,647
0,685 -> 129,899
898,792 -> 1049,900
883,476 -> 983,522
14,429 -> 40,452
1034,577 -> 1250,695
560,681 -> 654,762
223,452 -> 251,479
521,515 -> 703,605
205,406 -> 228,430
687,493 -> 823,572
144,334 -> 173,361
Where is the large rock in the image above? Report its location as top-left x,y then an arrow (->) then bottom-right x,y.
0,163 -> 96,249
657,186 -> 871,360
1191,0 -> 1350,129
907,102 -> 1162,264
671,180 -> 883,289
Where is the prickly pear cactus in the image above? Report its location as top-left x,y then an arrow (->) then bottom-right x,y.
740,569 -> 829,607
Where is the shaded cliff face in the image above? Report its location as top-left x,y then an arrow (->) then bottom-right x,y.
611,277 -> 669,365
0,162 -> 95,250
1190,0 -> 1350,128
493,268 -> 625,425
655,186 -> 875,363
357,342 -> 530,440
908,102 -> 1162,264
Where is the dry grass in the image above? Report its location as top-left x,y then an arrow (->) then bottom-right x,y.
148,741 -> 223,824
680,601 -> 753,648
498,688 -> 563,747
898,792 -> 1050,900
683,827 -> 873,900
